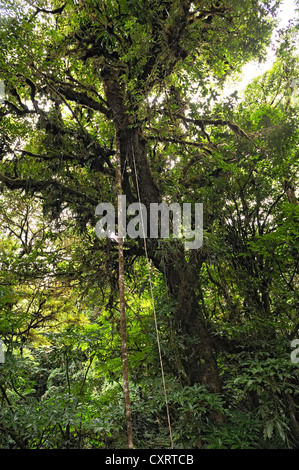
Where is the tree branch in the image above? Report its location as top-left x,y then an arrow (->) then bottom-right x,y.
54,84 -> 111,118
0,174 -> 98,205
177,115 -> 250,140
33,3 -> 66,16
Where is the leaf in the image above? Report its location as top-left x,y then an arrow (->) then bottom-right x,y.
264,421 -> 274,440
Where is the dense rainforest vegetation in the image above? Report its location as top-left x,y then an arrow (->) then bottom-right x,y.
0,0 -> 298,449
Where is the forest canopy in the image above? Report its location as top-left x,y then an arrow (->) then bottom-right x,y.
0,0 -> 298,449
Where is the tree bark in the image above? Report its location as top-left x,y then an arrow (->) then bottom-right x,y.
163,249 -> 221,393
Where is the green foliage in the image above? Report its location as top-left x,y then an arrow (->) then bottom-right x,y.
0,0 -> 298,450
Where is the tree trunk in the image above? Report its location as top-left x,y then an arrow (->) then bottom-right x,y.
104,69 -> 135,448
164,249 -> 220,393
102,67 -> 221,398
116,136 -> 134,449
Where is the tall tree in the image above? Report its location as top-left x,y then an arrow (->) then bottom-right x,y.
0,0 -> 287,405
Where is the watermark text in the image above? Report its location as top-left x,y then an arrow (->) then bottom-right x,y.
95,196 -> 203,249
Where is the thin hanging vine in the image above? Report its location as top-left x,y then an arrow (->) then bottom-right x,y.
115,135 -> 134,450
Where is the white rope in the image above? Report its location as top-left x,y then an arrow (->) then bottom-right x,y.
131,145 -> 174,449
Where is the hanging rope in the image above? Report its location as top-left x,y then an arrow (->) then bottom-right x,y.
131,145 -> 174,449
